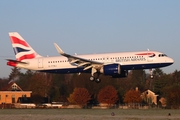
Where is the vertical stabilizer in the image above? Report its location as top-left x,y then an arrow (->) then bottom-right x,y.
9,32 -> 42,61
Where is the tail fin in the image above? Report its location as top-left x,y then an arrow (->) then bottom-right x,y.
9,32 -> 42,61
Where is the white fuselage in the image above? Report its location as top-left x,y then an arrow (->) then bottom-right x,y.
16,51 -> 174,74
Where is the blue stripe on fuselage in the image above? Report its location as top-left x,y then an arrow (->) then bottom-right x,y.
121,62 -> 173,70
38,62 -> 173,74
39,68 -> 91,74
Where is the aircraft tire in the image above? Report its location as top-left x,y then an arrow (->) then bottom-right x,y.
90,76 -> 95,81
95,78 -> 101,83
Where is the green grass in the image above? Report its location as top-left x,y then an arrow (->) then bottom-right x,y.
0,109 -> 179,120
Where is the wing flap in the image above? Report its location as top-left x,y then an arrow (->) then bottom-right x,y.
70,59 -> 80,64
83,65 -> 93,70
78,62 -> 91,67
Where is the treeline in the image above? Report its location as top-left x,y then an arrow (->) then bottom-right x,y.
0,68 -> 180,109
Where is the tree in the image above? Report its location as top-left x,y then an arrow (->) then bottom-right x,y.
68,88 -> 91,107
164,84 -> 180,109
0,78 -> 9,90
152,74 -> 171,96
50,74 -> 68,102
97,85 -> 119,106
67,93 -> 75,104
153,68 -> 164,77
124,89 -> 142,104
8,67 -> 21,81
50,86 -> 60,102
16,70 -> 35,90
172,70 -> 180,84
131,70 -> 146,91
27,72 -> 52,98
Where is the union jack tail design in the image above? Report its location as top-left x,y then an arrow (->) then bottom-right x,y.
9,32 -> 42,61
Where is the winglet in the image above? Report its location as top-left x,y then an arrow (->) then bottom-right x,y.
54,43 -> 65,55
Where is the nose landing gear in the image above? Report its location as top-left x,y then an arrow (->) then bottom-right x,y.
149,69 -> 154,79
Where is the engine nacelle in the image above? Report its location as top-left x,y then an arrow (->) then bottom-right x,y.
100,64 -> 128,78
100,64 -> 121,76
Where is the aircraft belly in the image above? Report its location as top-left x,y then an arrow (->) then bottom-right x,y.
39,67 -> 91,74
121,62 -> 173,70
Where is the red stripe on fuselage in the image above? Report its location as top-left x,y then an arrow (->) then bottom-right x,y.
135,53 -> 155,56
17,53 -> 35,61
10,36 -> 29,47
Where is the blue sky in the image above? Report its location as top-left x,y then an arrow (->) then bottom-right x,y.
0,0 -> 180,78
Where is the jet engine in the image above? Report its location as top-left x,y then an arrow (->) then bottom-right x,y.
100,64 -> 120,75
99,64 -> 127,77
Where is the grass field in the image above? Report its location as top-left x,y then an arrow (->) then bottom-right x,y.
0,109 -> 179,120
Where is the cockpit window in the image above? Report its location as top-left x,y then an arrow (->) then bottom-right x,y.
158,54 -> 167,57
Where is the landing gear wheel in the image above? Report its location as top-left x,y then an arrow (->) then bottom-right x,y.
90,68 -> 101,83
150,75 -> 154,79
95,78 -> 101,83
90,76 -> 95,81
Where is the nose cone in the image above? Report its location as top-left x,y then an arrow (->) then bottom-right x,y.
168,57 -> 174,65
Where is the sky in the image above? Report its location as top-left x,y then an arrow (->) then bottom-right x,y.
0,0 -> 180,78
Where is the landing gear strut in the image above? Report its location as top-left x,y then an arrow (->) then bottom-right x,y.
149,69 -> 154,79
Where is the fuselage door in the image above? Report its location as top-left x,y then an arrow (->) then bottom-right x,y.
147,53 -> 154,62
147,57 -> 153,62
38,58 -> 43,68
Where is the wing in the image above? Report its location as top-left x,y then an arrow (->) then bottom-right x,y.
54,43 -> 103,70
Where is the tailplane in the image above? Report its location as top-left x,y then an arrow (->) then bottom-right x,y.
9,32 -> 42,61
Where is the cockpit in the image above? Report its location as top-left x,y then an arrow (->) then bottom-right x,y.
158,54 -> 167,57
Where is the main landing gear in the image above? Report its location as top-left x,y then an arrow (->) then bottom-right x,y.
90,76 -> 101,83
89,68 -> 101,83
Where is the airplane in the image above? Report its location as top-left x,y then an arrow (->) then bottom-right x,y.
7,32 -> 174,83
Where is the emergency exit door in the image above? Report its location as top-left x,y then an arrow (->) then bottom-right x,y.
38,58 -> 43,68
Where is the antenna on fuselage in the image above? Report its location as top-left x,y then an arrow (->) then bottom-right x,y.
147,49 -> 150,51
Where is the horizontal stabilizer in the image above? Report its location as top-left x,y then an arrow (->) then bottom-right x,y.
6,59 -> 28,64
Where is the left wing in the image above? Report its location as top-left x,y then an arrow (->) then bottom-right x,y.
54,43 -> 103,70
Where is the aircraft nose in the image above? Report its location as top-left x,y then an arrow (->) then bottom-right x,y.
168,57 -> 174,64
